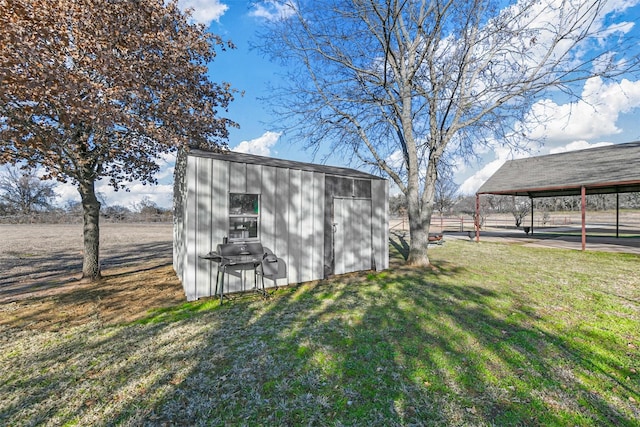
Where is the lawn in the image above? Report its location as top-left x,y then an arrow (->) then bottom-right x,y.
1,239 -> 639,426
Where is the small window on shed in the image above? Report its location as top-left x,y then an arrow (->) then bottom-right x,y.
229,193 -> 259,241
354,179 -> 372,198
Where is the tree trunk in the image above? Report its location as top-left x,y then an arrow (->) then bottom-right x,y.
78,178 -> 101,280
407,213 -> 432,266
407,156 -> 438,267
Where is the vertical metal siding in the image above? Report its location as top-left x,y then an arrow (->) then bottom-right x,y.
229,162 -> 247,193
274,167 -> 290,287
184,155 -> 199,300
356,199 -> 372,269
312,173 -> 325,280
371,179 -> 389,270
287,169 -> 302,283
300,171 -> 314,282
209,158 -> 229,292
210,159 -> 229,246
194,156 -> 213,299
246,164 -> 261,193
260,166 -> 277,252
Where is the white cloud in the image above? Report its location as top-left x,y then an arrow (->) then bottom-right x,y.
96,182 -> 174,210
154,152 -> 177,181
53,181 -> 79,205
385,149 -> 405,170
232,131 -> 281,156
525,77 -> 640,144
178,0 -> 228,26
458,158 -> 504,196
51,152 -> 178,209
249,0 -> 296,21
53,179 -> 174,209
458,145 -> 526,195
458,139 -> 617,195
548,140 -> 613,154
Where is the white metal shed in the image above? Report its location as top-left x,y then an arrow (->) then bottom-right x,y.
173,149 -> 389,301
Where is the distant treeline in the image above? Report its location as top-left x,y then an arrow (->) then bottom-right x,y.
0,200 -> 172,224
390,192 -> 640,217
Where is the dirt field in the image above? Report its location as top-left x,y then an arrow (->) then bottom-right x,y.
0,223 -> 185,330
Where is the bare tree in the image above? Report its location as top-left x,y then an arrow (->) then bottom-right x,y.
433,167 -> 459,216
256,0 -> 640,266
0,166 -> 57,214
389,193 -> 407,216
508,196 -> 531,228
1,0 -> 236,279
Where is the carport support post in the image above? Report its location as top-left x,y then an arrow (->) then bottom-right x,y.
530,196 -> 534,235
616,193 -> 620,238
581,186 -> 586,251
475,193 -> 480,243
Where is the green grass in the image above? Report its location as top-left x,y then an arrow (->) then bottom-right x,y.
1,239 -> 639,426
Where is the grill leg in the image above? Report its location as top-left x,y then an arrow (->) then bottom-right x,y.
219,265 -> 226,304
214,266 -> 221,297
257,264 -> 268,298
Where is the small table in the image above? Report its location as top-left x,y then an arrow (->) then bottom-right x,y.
201,252 -> 264,304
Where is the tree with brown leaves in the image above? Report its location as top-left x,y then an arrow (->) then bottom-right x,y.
0,0 -> 237,279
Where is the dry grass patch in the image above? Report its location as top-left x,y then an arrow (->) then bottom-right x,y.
0,262 -> 184,331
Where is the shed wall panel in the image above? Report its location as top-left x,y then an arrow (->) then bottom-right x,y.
274,167 -> 290,286
371,179 -> 389,270
246,164 -> 262,194
194,157 -> 213,299
300,171 -> 314,282
211,159 -> 229,245
355,199 -> 369,269
184,156 -> 199,300
229,162 -> 247,193
260,166 -> 277,251
287,169 -> 302,283
312,173 -> 325,280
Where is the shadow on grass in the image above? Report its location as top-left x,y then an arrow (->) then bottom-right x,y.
389,231 -> 410,261
3,242 -> 638,426
0,241 -> 173,303
132,247 -> 638,425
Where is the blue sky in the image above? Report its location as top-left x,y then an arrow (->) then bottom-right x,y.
51,0 -> 640,209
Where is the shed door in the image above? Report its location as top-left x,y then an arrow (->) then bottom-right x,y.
333,198 -> 373,275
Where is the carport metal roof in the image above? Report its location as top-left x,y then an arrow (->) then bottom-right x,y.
474,141 -> 640,250
477,141 -> 640,197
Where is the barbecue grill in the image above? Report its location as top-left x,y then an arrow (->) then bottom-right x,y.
202,242 -> 280,304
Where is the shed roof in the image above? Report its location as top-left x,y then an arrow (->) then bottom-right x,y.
476,141 -> 640,197
189,149 -> 385,180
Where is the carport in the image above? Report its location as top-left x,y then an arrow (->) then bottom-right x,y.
475,141 -> 640,250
